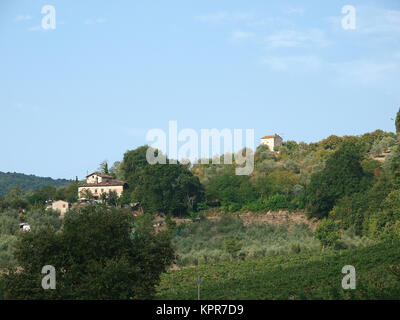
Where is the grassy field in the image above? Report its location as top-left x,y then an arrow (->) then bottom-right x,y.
156,241 -> 400,300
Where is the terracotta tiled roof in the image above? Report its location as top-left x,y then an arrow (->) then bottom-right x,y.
86,172 -> 113,179
261,134 -> 280,139
78,180 -> 127,188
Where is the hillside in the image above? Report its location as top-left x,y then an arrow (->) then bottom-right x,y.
156,241 -> 400,300
0,171 -> 72,196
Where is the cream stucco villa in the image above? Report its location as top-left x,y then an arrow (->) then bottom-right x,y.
46,200 -> 70,218
260,134 -> 283,151
78,172 -> 127,200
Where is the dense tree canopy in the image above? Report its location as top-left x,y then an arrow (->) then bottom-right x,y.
306,141 -> 365,218
205,167 -> 256,211
121,146 -> 204,216
0,171 -> 72,197
1,206 -> 174,299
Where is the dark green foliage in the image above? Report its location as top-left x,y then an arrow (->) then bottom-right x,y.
254,169 -> 299,196
109,161 -> 123,180
157,241 -> 400,300
205,169 -> 256,211
390,152 -> 400,188
99,160 -> 109,174
101,190 -> 119,206
0,187 -> 28,210
0,183 -> 78,211
361,159 -> 382,177
244,194 -> 297,212
314,219 -> 340,249
306,141 -> 365,218
0,172 -> 72,197
320,135 -> 343,150
122,146 -> 204,216
254,144 -> 275,161
330,172 -> 395,237
0,235 -> 17,268
396,108 -> 400,136
224,239 -> 242,260
0,208 -> 63,268
28,186 -> 57,206
54,182 -> 78,203
1,206 -> 174,299
360,130 -> 396,152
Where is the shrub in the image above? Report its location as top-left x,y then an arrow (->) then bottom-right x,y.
224,239 -> 242,260
314,219 -> 341,250
1,206 -> 174,299
0,235 -> 17,268
196,202 -> 209,211
265,194 -> 291,211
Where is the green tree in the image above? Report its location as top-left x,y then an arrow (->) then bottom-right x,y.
306,141 -> 364,218
109,161 -> 123,180
55,182 -> 78,203
396,107 -> 400,136
223,239 -> 242,261
108,190 -> 119,206
255,169 -> 299,196
0,187 -> 28,210
28,185 -> 56,206
254,144 -> 275,162
122,146 -> 204,216
99,160 -> 109,174
1,206 -> 174,299
205,168 -> 256,210
320,135 -> 343,150
368,190 -> 400,240
390,152 -> 400,189
314,219 -> 340,251
80,189 -> 94,201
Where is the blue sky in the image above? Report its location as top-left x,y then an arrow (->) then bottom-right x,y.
1,0 -> 400,179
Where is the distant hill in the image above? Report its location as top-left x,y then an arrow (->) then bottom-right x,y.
0,171 -> 73,196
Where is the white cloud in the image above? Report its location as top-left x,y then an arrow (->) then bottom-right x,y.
262,55 -> 322,71
15,14 -> 32,22
265,29 -> 330,48
231,30 -> 255,41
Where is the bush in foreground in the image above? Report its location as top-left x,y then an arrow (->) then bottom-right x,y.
1,206 -> 174,299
